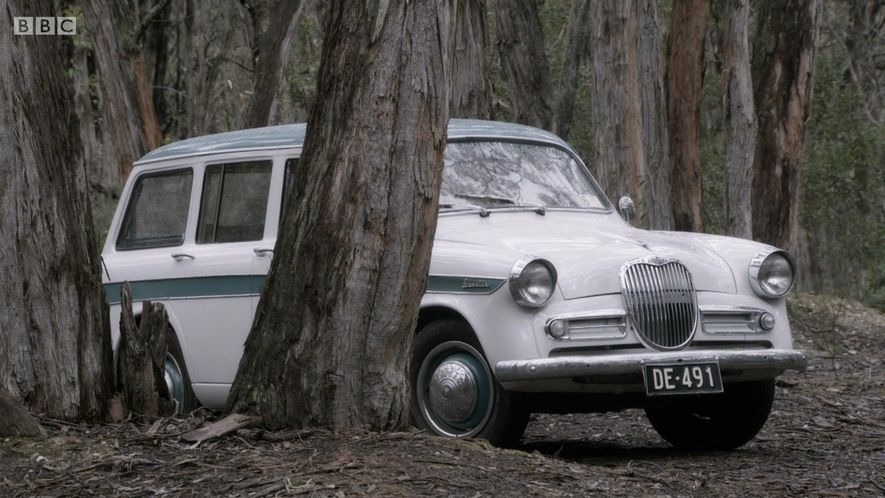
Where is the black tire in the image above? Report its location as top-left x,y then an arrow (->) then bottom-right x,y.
165,329 -> 199,415
410,320 -> 528,447
644,379 -> 775,450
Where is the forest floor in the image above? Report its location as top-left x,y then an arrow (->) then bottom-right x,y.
1,293 -> 883,497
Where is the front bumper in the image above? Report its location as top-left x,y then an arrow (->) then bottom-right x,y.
495,349 -> 807,383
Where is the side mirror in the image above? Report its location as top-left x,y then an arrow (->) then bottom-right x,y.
618,195 -> 635,223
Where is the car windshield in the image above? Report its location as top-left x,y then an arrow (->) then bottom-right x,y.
440,141 -> 607,210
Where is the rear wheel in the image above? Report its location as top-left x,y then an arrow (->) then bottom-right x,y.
645,379 -> 775,450
164,329 -> 198,415
410,320 -> 528,447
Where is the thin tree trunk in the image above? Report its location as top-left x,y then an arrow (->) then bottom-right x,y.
844,0 -> 883,125
227,0 -> 452,430
552,0 -> 590,140
591,0 -> 645,225
84,0 -> 164,185
751,0 -> 821,253
637,0 -> 673,230
450,0 -> 494,119
0,0 -> 112,421
495,0 -> 553,129
243,0 -> 305,128
591,0 -> 670,229
666,0 -> 707,232
722,0 -> 755,239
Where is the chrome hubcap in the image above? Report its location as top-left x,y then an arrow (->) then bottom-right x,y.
164,355 -> 183,414
428,359 -> 478,424
417,341 -> 494,438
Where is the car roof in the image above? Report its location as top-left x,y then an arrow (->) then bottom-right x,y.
135,119 -> 573,165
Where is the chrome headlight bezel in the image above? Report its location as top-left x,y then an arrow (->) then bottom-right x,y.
748,249 -> 796,299
509,257 -> 557,308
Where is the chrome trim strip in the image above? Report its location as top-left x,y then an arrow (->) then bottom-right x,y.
699,305 -> 769,334
495,349 -> 807,382
544,309 -> 628,341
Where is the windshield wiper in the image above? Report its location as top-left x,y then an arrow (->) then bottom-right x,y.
453,193 -> 546,215
439,202 -> 489,218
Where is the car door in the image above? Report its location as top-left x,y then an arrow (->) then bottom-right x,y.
169,159 -> 274,394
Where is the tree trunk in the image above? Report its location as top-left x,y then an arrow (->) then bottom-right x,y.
226,0 -> 451,430
0,0 -> 113,421
243,0 -> 305,128
116,284 -> 171,417
637,0 -> 673,230
552,0 -> 590,140
495,0 -> 553,129
751,0 -> 821,253
590,0 -> 670,229
722,0 -> 756,239
666,0 -> 707,232
84,0 -> 164,186
450,0 -> 494,119
844,0 -> 883,125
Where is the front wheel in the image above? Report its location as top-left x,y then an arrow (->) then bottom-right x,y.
410,320 -> 528,447
645,379 -> 775,450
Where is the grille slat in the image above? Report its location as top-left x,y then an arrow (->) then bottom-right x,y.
620,259 -> 697,350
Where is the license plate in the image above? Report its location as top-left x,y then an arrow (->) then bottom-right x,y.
643,362 -> 723,396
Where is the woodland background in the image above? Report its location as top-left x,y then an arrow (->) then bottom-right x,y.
63,0 -> 883,309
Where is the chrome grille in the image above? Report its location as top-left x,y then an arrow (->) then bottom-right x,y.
619,258 -> 697,350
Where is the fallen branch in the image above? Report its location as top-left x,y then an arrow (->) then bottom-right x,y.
180,413 -> 258,444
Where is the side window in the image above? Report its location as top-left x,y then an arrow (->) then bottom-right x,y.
117,169 -> 193,250
197,161 -> 272,244
279,158 -> 298,228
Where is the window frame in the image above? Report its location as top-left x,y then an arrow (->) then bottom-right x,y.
195,159 -> 274,245
115,167 -> 195,251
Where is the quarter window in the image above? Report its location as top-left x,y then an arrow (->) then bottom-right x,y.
117,169 -> 193,250
197,161 -> 272,244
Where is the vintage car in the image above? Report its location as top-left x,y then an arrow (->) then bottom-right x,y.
102,120 -> 806,449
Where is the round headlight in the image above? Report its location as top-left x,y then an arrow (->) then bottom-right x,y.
509,257 -> 557,308
748,250 -> 795,298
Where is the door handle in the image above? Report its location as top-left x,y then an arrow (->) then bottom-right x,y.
171,253 -> 195,262
253,248 -> 274,257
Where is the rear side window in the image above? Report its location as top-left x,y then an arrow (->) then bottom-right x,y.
117,169 -> 193,250
197,161 -> 272,244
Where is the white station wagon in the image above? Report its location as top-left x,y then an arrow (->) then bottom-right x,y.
103,120 -> 806,448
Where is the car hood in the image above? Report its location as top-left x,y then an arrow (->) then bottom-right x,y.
432,211 -> 737,299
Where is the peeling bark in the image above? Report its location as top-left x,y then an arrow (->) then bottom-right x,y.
116,284 -> 171,417
450,0 -> 494,119
666,0 -> 707,232
227,0 -> 452,430
552,0 -> 590,140
0,0 -> 113,421
590,0 -> 670,229
722,0 -> 755,239
84,0 -> 164,185
496,0 -> 553,129
751,0 -> 821,253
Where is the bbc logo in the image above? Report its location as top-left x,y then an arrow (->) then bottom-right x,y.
13,17 -> 77,36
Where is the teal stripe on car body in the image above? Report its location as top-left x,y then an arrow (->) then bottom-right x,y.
104,274 -> 504,305
104,275 -> 267,305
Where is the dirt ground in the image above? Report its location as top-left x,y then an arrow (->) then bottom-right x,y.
2,293 -> 883,497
